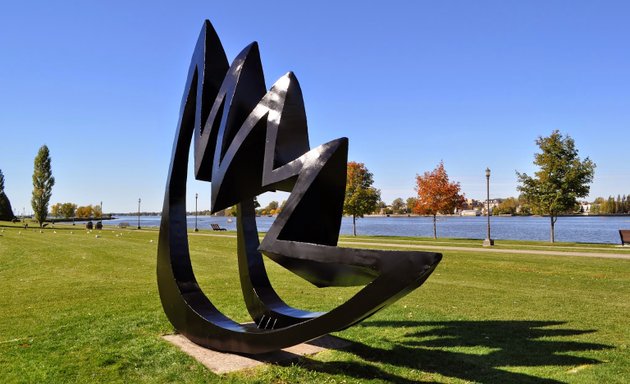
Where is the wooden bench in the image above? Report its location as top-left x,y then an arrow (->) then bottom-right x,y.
620,229 -> 630,245
211,223 -> 227,231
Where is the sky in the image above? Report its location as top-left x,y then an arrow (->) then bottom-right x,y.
1,1 -> 629,214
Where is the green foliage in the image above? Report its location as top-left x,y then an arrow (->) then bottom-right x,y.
493,197 -> 519,215
31,145 -> 55,227
0,192 -> 15,221
61,203 -> 77,218
0,169 -> 16,221
343,162 -> 381,235
51,202 -> 77,218
391,198 -> 405,214
593,195 -> 630,214
517,131 -> 595,242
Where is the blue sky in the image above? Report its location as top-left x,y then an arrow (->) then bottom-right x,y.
1,1 -> 629,213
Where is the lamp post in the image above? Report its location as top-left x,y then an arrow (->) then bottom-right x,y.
100,201 -> 103,220
137,198 -> 141,229
195,193 -> 199,232
483,168 -> 494,246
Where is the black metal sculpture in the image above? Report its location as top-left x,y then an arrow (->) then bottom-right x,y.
157,20 -> 442,354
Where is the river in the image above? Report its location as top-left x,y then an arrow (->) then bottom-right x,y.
93,215 -> 630,244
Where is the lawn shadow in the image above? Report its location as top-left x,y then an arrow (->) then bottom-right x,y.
299,320 -> 611,383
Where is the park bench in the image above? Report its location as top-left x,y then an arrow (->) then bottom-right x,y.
619,229 -> 630,246
211,223 -> 226,231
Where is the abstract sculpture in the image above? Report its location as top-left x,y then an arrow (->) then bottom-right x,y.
157,20 -> 442,354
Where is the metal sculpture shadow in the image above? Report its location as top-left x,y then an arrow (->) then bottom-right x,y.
157,20 -> 442,354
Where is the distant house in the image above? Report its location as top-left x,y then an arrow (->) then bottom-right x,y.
462,198 -> 484,210
461,209 -> 481,216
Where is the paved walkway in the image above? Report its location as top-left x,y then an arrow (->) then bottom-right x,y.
338,240 -> 630,260
184,232 -> 630,260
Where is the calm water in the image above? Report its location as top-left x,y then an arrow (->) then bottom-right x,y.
96,215 -> 630,244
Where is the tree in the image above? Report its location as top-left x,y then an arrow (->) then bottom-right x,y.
517,131 -> 595,243
76,205 -> 94,219
590,197 -> 604,215
93,204 -> 103,218
60,203 -> 77,219
51,202 -> 77,219
414,161 -> 465,239
493,197 -> 519,215
406,197 -> 418,214
31,145 -> 55,227
258,201 -> 279,216
50,203 -> 61,217
0,169 -> 16,221
391,198 -> 405,214
343,162 -> 380,236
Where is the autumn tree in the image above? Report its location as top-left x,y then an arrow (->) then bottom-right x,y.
414,161 -> 465,239
75,205 -> 94,218
343,162 -> 380,236
31,145 -> 55,227
0,169 -> 16,221
517,131 -> 595,243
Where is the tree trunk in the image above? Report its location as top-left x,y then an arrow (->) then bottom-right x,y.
432,214 -> 437,239
550,215 -> 555,243
353,215 -> 356,236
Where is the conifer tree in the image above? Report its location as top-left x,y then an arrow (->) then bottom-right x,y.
0,169 -> 16,221
31,145 -> 55,227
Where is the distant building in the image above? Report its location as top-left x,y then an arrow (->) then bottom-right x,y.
579,201 -> 591,214
462,198 -> 484,210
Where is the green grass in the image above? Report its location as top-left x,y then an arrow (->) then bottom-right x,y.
0,222 -> 628,383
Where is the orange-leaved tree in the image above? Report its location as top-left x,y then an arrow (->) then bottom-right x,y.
344,162 -> 380,236
414,161 -> 465,239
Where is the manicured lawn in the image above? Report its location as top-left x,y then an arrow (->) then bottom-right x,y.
0,222 -> 628,383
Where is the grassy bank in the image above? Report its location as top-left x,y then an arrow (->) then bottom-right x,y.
0,222 -> 628,383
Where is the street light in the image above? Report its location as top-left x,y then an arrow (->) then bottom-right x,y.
483,168 -> 494,246
137,198 -> 141,229
195,193 -> 199,232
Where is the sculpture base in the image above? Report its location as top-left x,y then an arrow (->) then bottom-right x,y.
483,238 -> 494,247
162,333 -> 351,374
